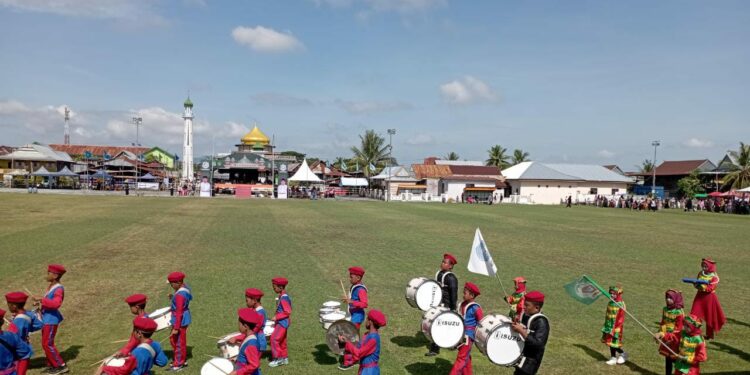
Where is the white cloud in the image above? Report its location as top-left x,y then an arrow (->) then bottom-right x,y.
0,0 -> 167,25
683,138 -> 714,148
406,133 -> 434,145
440,76 -> 497,104
335,99 -> 412,114
597,149 -> 616,158
231,26 -> 304,53
251,93 -> 313,107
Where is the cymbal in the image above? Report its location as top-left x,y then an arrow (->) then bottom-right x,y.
325,320 -> 359,355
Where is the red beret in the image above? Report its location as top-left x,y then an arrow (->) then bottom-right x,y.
526,291 -> 545,303
464,282 -> 481,297
238,308 -> 261,325
245,288 -> 264,299
125,294 -> 148,306
5,292 -> 29,304
514,276 -> 527,284
48,264 -> 66,275
348,266 -> 365,277
133,316 -> 158,332
167,272 -> 185,283
443,253 -> 457,265
272,277 -> 288,286
368,309 -> 387,327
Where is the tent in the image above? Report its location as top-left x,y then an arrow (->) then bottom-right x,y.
738,186 -> 750,192
90,170 -> 113,179
708,191 -> 723,197
289,159 -> 322,182
140,173 -> 157,180
694,193 -> 708,198
31,166 -> 55,176
52,166 -> 79,177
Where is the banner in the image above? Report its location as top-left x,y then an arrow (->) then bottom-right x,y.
564,275 -> 604,305
467,228 -> 497,277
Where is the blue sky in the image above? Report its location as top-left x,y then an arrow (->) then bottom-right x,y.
1,0 -> 748,170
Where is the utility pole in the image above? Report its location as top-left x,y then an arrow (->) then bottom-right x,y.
387,129 -> 396,202
133,117 -> 143,195
651,140 -> 660,197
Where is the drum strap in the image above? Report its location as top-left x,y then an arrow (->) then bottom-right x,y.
434,271 -> 454,287
14,314 -> 32,324
350,284 -> 367,299
241,334 -> 257,347
137,343 -> 156,359
525,313 -> 548,334
461,302 -> 478,318
47,284 -> 63,296
177,287 -> 192,298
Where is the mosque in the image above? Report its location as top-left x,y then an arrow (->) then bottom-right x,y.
215,125 -> 296,184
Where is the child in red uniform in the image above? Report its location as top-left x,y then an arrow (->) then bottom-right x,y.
505,277 -> 527,323
654,290 -> 685,375
269,277 -> 291,368
450,282 -> 484,375
167,272 -> 192,371
33,264 -> 68,375
601,285 -> 626,365
5,292 -> 42,375
115,294 -> 148,358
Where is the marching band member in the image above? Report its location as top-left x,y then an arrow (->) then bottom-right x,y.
230,308 -> 263,375
167,272 -> 192,371
511,291 -> 549,375
654,290 -> 685,375
601,285 -> 627,365
506,277 -> 527,323
0,308 -> 32,375
229,289 -> 268,354
115,294 -> 149,358
689,258 -> 725,339
449,282 -> 483,375
426,253 -> 458,357
338,309 -> 386,375
4,292 -> 41,375
269,278 -> 291,368
341,267 -> 368,370
668,314 -> 707,375
33,264 -> 68,374
96,316 -> 168,375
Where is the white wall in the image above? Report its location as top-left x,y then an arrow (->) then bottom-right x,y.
442,180 -> 496,200
507,180 -> 629,204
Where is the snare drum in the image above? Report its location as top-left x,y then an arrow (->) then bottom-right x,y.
406,277 -> 443,311
322,300 -> 341,309
475,313 -> 524,366
148,307 -> 172,331
421,307 -> 464,348
263,321 -> 275,337
320,311 -> 347,330
201,357 -> 234,375
216,332 -> 241,359
319,307 -> 338,316
102,356 -> 127,368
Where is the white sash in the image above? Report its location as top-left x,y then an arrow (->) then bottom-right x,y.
349,284 -> 367,299
137,342 -> 156,359
434,271 -> 454,287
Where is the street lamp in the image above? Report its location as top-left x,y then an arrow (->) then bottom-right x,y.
132,117 -> 143,195
651,140 -> 660,197
386,129 -> 396,202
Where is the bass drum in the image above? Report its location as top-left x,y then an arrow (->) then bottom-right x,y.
405,277 -> 443,311
420,307 -> 464,349
201,358 -> 234,375
475,313 -> 524,366
325,320 -> 360,355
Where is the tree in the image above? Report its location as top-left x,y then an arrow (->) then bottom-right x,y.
444,152 -> 460,161
724,142 -> 750,190
511,149 -> 530,165
677,170 -> 706,198
486,145 -> 510,169
333,157 -> 347,171
280,150 -> 306,162
350,130 -> 389,177
638,159 -> 655,173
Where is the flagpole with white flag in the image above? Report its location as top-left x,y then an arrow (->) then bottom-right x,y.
467,228 -> 510,304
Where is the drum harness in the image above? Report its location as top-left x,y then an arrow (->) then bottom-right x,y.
514,312 -> 548,369
435,270 -> 455,309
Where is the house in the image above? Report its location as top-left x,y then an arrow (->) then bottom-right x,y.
501,162 -> 634,204
49,144 -> 150,160
642,159 -> 717,197
411,159 -> 506,201
371,166 -> 418,199
143,147 -> 177,169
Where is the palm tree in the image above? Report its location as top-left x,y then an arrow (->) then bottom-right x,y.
444,152 -> 460,161
486,145 -> 510,169
638,159 -> 655,173
724,142 -> 750,189
350,130 -> 389,177
511,149 -> 530,165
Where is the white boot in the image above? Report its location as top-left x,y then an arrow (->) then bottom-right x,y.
606,356 -> 617,365
617,352 -> 628,364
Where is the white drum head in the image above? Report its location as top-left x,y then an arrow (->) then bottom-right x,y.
429,311 -> 464,348
103,357 -> 126,367
321,312 -> 346,323
322,301 -> 341,308
218,332 -> 240,343
201,358 -> 234,375
485,322 -> 524,366
415,280 -> 442,311
149,307 -> 171,317
263,321 -> 274,337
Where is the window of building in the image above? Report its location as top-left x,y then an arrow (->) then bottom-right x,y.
589,188 -> 598,194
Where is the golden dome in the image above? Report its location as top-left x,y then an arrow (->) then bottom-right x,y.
241,125 -> 270,145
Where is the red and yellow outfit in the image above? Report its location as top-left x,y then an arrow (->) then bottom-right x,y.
658,290 -> 684,359
601,286 -> 625,348
689,259 -> 725,339
666,315 -> 706,375
506,277 -> 526,323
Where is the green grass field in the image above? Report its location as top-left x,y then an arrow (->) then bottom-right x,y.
1,194 -> 748,374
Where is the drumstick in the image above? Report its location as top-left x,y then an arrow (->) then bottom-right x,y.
109,339 -> 129,344
339,279 -> 348,298
89,356 -> 110,367
207,335 -> 224,340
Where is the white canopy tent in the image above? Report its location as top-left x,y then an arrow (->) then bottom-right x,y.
288,159 -> 323,182
341,177 -> 368,187
738,186 -> 750,192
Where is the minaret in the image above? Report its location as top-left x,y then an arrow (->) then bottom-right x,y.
182,97 -> 194,181
63,107 -> 70,145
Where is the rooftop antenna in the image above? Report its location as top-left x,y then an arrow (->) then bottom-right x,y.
64,106 -> 71,145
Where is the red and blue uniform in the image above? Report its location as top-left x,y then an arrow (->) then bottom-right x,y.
169,285 -> 191,367
0,329 -> 32,375
8,310 -> 42,375
41,283 -> 65,368
344,332 -> 381,375
235,334 -> 262,375
232,306 -> 268,352
271,293 -> 291,360
101,340 -> 168,375
118,313 -> 147,356
349,284 -> 368,328
450,301 -> 483,375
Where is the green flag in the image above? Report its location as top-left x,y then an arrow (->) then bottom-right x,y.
564,275 -> 605,305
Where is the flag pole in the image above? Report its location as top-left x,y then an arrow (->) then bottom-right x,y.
494,273 -> 511,305
583,275 -> 679,357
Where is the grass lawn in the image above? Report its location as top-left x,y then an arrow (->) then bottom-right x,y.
0,194 -> 748,374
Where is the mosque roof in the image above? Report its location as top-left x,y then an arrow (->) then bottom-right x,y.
241,125 -> 270,145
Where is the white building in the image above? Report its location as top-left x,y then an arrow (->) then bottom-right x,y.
182,97 -> 194,181
501,162 -> 634,204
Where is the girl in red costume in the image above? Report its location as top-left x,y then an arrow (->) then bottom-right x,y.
689,258 -> 725,339
655,290 -> 685,375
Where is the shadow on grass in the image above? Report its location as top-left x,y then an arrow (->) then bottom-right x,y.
404,358 -> 452,374
311,343 -> 338,365
726,317 -> 750,329
572,343 -> 657,375
163,346 -> 193,364
391,331 -> 429,348
30,345 -> 83,369
709,341 -> 750,363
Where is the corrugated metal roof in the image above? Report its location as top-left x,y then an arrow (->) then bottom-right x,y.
448,165 -> 502,176
653,160 -> 716,176
49,144 -> 150,157
502,162 -> 633,182
411,164 -> 451,179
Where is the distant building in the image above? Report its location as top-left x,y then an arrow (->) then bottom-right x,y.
603,165 -> 626,175
49,144 -> 150,160
411,160 -> 505,201
633,159 -> 717,197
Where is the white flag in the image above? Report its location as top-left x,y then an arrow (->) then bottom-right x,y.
467,228 -> 498,277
